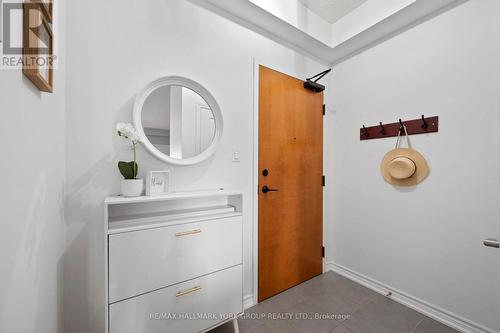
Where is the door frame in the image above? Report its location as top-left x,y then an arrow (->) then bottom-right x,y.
251,58 -> 327,308
194,103 -> 214,154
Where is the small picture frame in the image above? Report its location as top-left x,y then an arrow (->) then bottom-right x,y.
146,171 -> 170,196
23,1 -> 54,92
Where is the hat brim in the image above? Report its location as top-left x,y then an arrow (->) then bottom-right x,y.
380,148 -> 429,186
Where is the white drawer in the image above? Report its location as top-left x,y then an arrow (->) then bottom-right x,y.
109,265 -> 243,333
109,216 -> 242,303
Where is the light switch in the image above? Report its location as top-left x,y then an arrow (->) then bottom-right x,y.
232,149 -> 240,162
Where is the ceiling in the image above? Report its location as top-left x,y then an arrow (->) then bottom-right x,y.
190,0 -> 467,65
298,0 -> 370,24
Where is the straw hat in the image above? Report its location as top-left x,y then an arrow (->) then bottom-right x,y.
380,126 -> 429,186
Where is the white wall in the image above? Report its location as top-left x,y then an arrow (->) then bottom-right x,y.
330,0 -> 415,47
326,0 -> 499,331
64,1 -> 327,332
0,1 -> 66,333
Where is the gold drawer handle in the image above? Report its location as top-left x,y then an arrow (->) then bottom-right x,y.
175,229 -> 202,237
176,286 -> 202,297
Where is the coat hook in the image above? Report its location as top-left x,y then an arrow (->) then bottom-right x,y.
399,119 -> 404,134
362,125 -> 369,137
379,122 -> 386,135
421,115 -> 428,129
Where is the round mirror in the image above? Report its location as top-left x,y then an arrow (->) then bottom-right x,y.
133,76 -> 223,165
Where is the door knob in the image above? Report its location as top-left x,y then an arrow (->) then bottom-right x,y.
483,239 -> 499,248
261,185 -> 278,194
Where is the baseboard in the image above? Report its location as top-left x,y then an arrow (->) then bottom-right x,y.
244,294 -> 256,310
325,262 -> 498,333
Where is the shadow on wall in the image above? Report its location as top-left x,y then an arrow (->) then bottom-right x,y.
63,153 -> 113,333
0,171 -> 65,333
21,74 -> 43,100
63,97 -> 138,333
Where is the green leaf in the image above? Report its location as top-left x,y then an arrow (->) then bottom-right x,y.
118,161 -> 134,179
128,161 -> 138,178
118,161 -> 139,179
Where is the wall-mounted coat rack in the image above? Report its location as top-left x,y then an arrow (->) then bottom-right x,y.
360,115 -> 438,141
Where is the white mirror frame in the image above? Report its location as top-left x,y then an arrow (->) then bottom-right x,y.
133,76 -> 223,166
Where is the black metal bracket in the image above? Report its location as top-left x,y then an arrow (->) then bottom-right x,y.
379,122 -> 386,135
421,115 -> 428,129
362,125 -> 369,137
304,69 -> 332,93
399,119 -> 405,134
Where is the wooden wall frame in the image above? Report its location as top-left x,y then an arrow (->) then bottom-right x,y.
39,0 -> 52,23
26,0 -> 52,21
22,1 -> 54,93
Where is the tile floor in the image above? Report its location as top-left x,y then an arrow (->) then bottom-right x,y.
209,272 -> 460,333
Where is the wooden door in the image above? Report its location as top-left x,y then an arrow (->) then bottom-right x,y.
258,65 -> 324,302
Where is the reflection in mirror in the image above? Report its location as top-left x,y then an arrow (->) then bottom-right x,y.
141,85 -> 216,159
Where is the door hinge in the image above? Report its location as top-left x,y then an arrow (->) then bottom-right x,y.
322,246 -> 325,258
322,176 -> 325,187
323,104 -> 326,115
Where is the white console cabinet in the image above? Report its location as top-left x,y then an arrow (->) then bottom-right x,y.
104,190 -> 243,333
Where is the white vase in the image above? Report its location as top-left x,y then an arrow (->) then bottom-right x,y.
121,179 -> 144,197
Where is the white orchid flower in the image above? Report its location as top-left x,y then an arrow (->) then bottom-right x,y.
116,122 -> 142,180
117,122 -> 142,144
